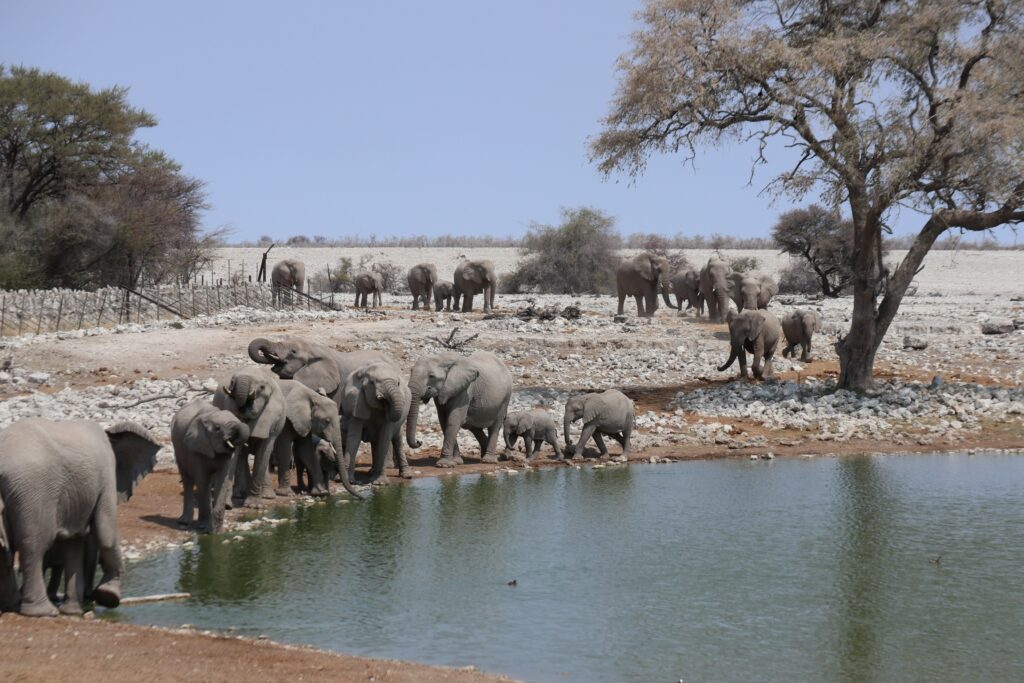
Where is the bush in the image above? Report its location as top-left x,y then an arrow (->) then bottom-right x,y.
727,255 -> 760,273
772,205 -> 853,296
308,257 -> 355,293
357,254 -> 405,293
777,260 -> 823,295
504,207 -> 622,294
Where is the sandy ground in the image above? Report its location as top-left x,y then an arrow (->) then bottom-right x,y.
1,248 -> 1023,681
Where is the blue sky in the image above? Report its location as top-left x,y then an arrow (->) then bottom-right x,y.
2,1 -> 1014,243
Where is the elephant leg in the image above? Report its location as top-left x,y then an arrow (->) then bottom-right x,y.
482,417 -> 504,463
462,293 -> 474,313
412,294 -> 419,311
437,404 -> 469,467
58,538 -> 86,616
295,439 -> 327,495
469,426 -> 489,456
609,428 -> 630,462
802,339 -> 812,362
547,429 -> 564,460
90,507 -> 124,609
18,540 -> 57,616
46,551 -> 63,603
762,349 -> 776,379
574,423 -> 598,460
0,546 -> 19,613
178,470 -> 196,527
345,418 -> 364,483
633,294 -> 645,317
232,444 -> 252,504
368,433 -> 390,486
391,430 -> 411,478
645,291 -> 657,317
194,468 -> 215,533
273,433 -> 293,496
782,343 -> 794,358
617,292 -> 626,315
483,285 -> 493,312
593,431 -> 610,458
738,348 -> 749,380
523,436 -> 536,461
445,297 -> 452,311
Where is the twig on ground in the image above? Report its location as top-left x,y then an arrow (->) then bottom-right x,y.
428,327 -> 480,350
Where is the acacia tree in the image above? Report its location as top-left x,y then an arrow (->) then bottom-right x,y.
591,0 -> 1024,390
773,205 -> 854,296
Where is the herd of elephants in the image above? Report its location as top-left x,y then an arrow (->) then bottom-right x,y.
0,253 -> 822,618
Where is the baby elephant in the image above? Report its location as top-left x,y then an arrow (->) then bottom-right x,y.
433,280 -> 455,311
563,389 -> 635,463
719,310 -> 782,379
781,309 -> 821,362
171,400 -> 250,533
503,409 -> 563,461
354,271 -> 383,308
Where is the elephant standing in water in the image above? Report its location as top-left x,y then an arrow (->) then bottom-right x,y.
341,360 -> 412,485
670,268 -> 704,316
271,259 -> 305,306
407,263 -> 438,310
781,309 -> 822,362
0,419 -> 159,616
452,260 -> 497,312
171,400 -> 250,533
406,351 -> 512,467
719,310 -> 783,380
354,271 -> 384,308
728,271 -> 778,312
503,409 -> 563,461
700,257 -> 734,323
433,280 -> 455,311
563,390 -> 635,462
616,252 -> 677,317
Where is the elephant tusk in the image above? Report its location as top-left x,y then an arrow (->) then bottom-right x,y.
225,439 -> 235,450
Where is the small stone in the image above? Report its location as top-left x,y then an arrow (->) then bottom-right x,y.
903,336 -> 928,350
981,319 -> 1014,335
27,372 -> 51,384
749,454 -> 759,460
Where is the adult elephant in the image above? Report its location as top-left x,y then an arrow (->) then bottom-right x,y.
407,263 -> 438,310
452,260 -> 497,312
719,310 -> 783,380
699,257 -> 734,323
563,390 -> 635,462
728,271 -> 778,312
341,360 -> 412,485
271,259 -> 305,306
781,309 -> 822,362
354,271 -> 383,308
670,268 -> 704,315
406,351 -> 512,467
274,380 -> 363,498
0,419 -> 159,616
433,280 -> 455,311
247,336 -> 388,407
616,252 -> 677,317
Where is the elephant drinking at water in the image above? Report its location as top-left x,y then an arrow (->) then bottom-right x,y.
406,351 -> 512,467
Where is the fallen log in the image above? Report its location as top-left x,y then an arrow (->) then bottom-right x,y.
118,592 -> 191,606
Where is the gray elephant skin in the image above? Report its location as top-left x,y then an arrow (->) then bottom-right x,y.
563,389 -> 635,462
728,271 -> 778,312
0,419 -> 159,616
406,351 -> 512,467
503,409 -> 563,461
171,400 -> 250,533
719,310 -> 783,379
452,260 -> 497,312
407,263 -> 438,310
616,252 -> 677,317
354,271 -> 384,308
670,268 -> 704,316
341,359 -> 411,485
248,336 -> 388,408
271,258 -> 305,306
699,257 -> 734,323
781,309 -> 821,362
433,280 -> 455,311
214,367 -> 287,505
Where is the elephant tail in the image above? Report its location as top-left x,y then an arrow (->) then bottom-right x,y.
718,347 -> 738,372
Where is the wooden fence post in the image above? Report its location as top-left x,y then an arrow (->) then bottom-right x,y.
35,292 -> 45,334
97,291 -> 108,327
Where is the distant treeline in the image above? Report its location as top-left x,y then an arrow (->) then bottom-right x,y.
227,231 -> 1021,250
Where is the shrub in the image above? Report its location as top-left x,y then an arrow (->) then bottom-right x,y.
504,207 -> 622,294
358,254 -> 405,293
727,255 -> 760,273
777,260 -> 823,295
772,205 -> 853,296
308,257 -> 355,293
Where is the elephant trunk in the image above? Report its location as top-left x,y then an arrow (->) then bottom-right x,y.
715,291 -> 730,322
661,283 -> 678,310
752,335 -> 765,377
231,374 -> 253,408
406,380 -> 424,449
247,338 -> 277,364
333,434 -> 364,500
227,423 -> 250,451
718,346 -> 738,372
381,380 -> 404,424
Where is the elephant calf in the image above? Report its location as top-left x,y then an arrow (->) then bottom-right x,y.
503,409 -> 563,461
171,400 -> 250,533
670,268 -> 704,316
563,390 -> 635,463
781,309 -> 821,362
719,310 -> 783,380
354,271 -> 384,308
433,280 -> 455,311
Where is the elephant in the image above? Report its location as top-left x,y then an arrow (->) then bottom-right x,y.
670,268 -> 704,316
718,310 -> 783,380
0,419 -> 159,616
452,260 -> 497,312
408,263 -> 438,310
171,400 -> 250,533
781,309 -> 822,362
340,360 -> 412,485
247,337 -> 388,408
563,390 -> 635,463
275,380 -> 362,498
616,252 -> 677,317
699,257 -> 734,323
502,409 -> 563,461
727,271 -> 778,312
433,280 -> 455,311
354,271 -> 383,308
406,351 -> 513,467
213,367 -> 287,506
271,259 -> 305,306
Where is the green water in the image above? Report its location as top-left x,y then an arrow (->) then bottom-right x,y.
121,454 -> 1024,682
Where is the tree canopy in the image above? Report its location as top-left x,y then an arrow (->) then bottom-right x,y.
772,205 -> 854,296
592,0 -> 1024,389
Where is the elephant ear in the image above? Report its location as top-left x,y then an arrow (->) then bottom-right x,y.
727,272 -> 743,293
212,386 -> 240,415
286,387 -> 313,437
351,370 -> 374,421
439,361 -> 479,404
516,413 -> 535,433
635,255 -> 654,280
105,422 -> 161,503
250,381 -> 285,439
294,358 -> 342,397
581,397 -> 603,425
746,313 -> 765,342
